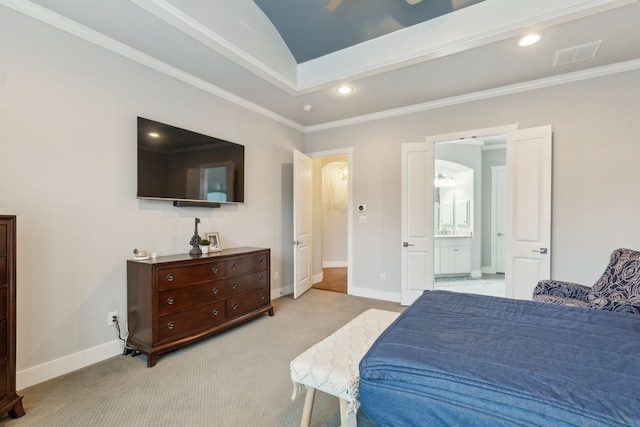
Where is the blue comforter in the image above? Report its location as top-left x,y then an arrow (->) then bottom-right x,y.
359,291 -> 640,426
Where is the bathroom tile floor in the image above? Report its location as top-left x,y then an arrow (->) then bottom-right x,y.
434,274 -> 506,297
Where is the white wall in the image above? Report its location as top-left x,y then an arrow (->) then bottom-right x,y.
0,8 -> 303,388
305,69 -> 640,298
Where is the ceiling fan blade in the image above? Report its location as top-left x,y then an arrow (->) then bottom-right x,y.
327,0 -> 342,11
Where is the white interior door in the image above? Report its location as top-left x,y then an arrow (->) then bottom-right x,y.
492,166 -> 507,273
506,125 -> 552,300
293,150 -> 313,299
400,142 -> 434,306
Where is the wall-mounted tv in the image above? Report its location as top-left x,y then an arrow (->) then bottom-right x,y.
137,117 -> 244,207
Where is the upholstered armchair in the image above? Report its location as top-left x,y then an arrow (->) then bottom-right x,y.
533,248 -> 640,314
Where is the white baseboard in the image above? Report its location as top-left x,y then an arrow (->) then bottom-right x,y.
271,284 -> 293,299
349,286 -> 400,303
312,272 -> 323,284
470,270 -> 483,278
322,261 -> 347,268
17,339 -> 123,390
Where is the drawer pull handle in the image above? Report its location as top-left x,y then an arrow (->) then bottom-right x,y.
212,287 -> 219,294
212,308 -> 219,316
260,294 -> 266,300
232,303 -> 238,310
212,267 -> 219,274
260,258 -> 264,264
260,276 -> 265,282
166,274 -> 174,282
167,297 -> 175,305
167,321 -> 175,330
231,264 -> 237,270
231,283 -> 237,290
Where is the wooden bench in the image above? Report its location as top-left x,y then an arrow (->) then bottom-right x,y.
290,309 -> 400,427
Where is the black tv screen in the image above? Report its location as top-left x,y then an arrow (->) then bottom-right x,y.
137,117 -> 244,204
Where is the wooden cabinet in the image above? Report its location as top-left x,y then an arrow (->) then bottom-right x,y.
0,216 -> 24,419
127,247 -> 272,367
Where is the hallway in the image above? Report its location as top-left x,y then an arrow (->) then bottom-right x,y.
312,267 -> 347,294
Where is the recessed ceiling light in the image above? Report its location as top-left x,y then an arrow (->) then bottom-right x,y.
148,132 -> 160,138
518,34 -> 541,47
302,104 -> 313,112
336,85 -> 353,95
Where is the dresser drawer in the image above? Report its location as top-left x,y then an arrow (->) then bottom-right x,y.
0,288 -> 5,319
0,357 -> 6,397
227,271 -> 267,296
158,280 -> 226,316
226,252 -> 268,276
0,257 -> 5,287
0,224 -> 6,254
157,261 -> 224,291
158,301 -> 226,342
0,319 -> 6,358
227,288 -> 270,320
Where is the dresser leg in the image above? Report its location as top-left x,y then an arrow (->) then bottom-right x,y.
268,307 -> 274,316
146,353 -> 157,368
8,398 -> 25,418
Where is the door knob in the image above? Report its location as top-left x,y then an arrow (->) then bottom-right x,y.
403,242 -> 414,247
531,248 -> 548,254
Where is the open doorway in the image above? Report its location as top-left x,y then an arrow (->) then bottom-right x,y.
306,149 -> 353,295
312,156 -> 349,293
432,137 -> 506,297
400,124 -> 552,305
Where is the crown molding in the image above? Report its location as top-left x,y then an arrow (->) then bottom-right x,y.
0,0 -> 304,132
304,59 -> 640,133
3,0 -> 639,134
130,0 -> 299,94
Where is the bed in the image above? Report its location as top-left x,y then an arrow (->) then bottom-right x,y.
358,290 -> 640,426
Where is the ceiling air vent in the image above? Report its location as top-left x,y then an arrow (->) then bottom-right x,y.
553,40 -> 602,67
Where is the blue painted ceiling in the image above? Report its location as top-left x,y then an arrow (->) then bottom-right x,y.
253,0 -> 484,63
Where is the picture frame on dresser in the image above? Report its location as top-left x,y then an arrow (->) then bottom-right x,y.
205,232 -> 221,251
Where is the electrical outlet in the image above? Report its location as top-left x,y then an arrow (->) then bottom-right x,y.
108,311 -> 118,327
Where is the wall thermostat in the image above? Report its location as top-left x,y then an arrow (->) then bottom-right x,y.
357,204 -> 366,212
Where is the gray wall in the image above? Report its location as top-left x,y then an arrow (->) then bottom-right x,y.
305,69 -> 640,296
4,4 -> 640,390
1,8 -> 303,388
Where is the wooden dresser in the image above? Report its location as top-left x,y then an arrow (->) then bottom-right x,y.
0,216 -> 24,419
127,247 -> 273,367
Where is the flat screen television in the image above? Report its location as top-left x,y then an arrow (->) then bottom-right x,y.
137,117 -> 244,206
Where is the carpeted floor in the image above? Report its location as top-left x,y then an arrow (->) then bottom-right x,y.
1,289 -> 403,427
